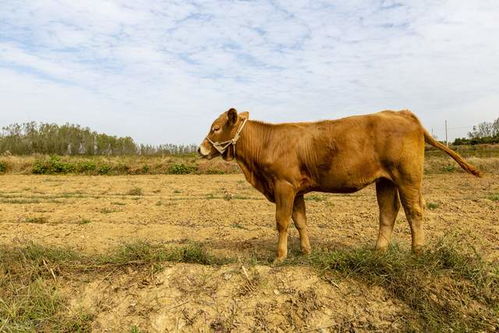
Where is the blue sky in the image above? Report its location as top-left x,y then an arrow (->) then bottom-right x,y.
1,0 -> 498,144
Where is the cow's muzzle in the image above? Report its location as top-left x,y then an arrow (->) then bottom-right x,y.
197,144 -> 212,159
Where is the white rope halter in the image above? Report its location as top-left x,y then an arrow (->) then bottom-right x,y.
206,117 -> 248,155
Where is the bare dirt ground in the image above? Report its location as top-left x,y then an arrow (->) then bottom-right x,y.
0,173 -> 497,331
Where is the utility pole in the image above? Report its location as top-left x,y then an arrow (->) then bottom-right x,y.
445,120 -> 448,146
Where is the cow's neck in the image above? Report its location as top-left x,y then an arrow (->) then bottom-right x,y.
233,120 -> 272,193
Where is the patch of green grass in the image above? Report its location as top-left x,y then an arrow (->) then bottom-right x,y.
0,278 -> 62,331
103,241 -> 230,266
0,244 -> 91,331
61,310 -> 95,332
24,216 -> 49,224
487,193 -> 499,201
111,201 -> 126,206
167,163 -> 197,175
231,223 -> 248,230
18,243 -> 81,263
129,325 -> 143,333
306,194 -> 327,202
0,198 -> 42,204
232,195 -> 252,200
426,202 -> 440,210
292,238 -> 498,332
205,168 -> 227,174
127,187 -> 143,196
441,165 -> 457,173
99,208 -> 116,214
78,218 -> 92,225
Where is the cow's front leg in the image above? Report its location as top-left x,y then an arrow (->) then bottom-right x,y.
274,182 -> 296,263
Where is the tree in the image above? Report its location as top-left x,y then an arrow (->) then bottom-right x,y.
468,121 -> 497,138
453,117 -> 499,145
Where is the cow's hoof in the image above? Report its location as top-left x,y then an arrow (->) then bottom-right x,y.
375,246 -> 388,253
301,247 -> 311,255
412,245 -> 424,255
272,257 -> 286,265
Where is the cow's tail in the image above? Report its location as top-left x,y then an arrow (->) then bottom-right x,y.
423,129 -> 482,177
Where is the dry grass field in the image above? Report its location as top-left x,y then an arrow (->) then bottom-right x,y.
0,172 -> 497,331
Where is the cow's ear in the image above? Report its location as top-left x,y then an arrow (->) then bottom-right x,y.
239,111 -> 249,120
227,108 -> 237,125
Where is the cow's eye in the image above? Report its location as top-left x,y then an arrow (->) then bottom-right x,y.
213,127 -> 221,132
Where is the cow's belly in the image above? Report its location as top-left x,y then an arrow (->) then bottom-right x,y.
314,163 -> 386,193
315,178 -> 374,193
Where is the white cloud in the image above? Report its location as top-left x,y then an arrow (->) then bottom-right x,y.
0,0 -> 498,144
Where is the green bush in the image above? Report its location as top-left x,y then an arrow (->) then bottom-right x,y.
32,160 -> 48,174
32,156 -> 75,174
167,163 -> 197,174
77,161 -> 97,173
97,164 -> 112,175
0,160 -> 7,173
114,164 -> 130,174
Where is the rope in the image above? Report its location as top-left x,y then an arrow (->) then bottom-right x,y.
206,117 -> 248,155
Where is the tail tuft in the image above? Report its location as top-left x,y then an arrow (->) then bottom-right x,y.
423,130 -> 482,177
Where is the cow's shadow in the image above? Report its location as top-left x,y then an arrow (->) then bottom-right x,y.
196,236 -> 355,264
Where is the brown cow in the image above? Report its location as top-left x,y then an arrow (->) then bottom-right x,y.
198,108 -> 481,262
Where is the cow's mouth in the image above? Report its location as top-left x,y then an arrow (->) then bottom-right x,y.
198,151 -> 214,160
201,154 -> 212,160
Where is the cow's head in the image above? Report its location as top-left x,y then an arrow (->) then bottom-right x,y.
198,108 -> 249,161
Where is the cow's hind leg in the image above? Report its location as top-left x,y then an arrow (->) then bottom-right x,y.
398,183 -> 425,253
375,178 -> 400,251
292,195 -> 311,254
274,182 -> 296,263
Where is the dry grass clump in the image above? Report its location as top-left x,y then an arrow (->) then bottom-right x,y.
126,187 -> 143,196
296,237 -> 498,332
101,241 -> 231,266
0,244 -> 93,332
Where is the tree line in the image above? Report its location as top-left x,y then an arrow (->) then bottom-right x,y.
452,117 -> 499,145
1,117 -> 497,156
0,122 -> 197,156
